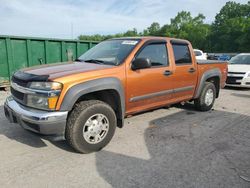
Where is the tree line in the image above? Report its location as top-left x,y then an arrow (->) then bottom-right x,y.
78,1 -> 250,53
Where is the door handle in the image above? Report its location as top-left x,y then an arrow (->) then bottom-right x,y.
188,68 -> 196,73
163,70 -> 173,76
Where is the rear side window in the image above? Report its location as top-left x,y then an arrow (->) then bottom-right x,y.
172,44 -> 192,65
136,43 -> 168,66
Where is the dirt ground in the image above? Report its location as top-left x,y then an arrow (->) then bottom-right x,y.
0,87 -> 249,188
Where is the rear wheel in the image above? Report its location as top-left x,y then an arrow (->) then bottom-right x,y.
194,82 -> 216,111
65,100 -> 117,153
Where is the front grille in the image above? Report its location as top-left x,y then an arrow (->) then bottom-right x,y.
12,76 -> 28,87
226,76 -> 243,85
228,72 -> 245,74
10,87 -> 25,101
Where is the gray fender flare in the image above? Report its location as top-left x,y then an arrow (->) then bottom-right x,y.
60,77 -> 125,118
194,68 -> 222,99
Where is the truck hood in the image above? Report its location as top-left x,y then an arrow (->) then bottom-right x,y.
228,64 -> 250,73
22,61 -> 113,79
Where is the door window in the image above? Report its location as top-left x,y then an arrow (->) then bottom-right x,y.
136,43 -> 168,67
172,44 -> 192,65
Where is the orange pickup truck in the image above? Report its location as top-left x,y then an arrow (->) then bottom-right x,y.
4,37 -> 227,153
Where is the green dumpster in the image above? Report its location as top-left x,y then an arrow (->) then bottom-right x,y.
0,35 -> 98,87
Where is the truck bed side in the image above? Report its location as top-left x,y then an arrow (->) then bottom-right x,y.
195,60 -> 228,98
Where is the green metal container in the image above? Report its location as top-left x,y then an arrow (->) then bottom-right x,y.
0,35 -> 98,87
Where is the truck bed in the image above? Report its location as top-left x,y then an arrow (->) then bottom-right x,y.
196,60 -> 228,91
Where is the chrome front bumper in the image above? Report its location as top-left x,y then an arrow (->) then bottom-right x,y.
4,96 -> 68,140
226,73 -> 250,88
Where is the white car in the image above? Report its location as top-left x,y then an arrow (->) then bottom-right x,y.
194,49 -> 207,60
226,53 -> 250,88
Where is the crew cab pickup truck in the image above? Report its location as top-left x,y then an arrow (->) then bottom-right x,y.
4,37 -> 228,153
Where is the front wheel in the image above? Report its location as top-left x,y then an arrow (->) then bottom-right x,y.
65,100 -> 117,153
194,82 -> 216,111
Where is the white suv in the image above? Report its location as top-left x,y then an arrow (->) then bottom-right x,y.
194,49 -> 207,60
226,53 -> 250,88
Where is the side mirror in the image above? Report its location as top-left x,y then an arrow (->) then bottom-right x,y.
131,58 -> 151,70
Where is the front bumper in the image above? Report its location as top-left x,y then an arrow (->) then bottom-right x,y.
226,75 -> 250,88
4,96 -> 68,140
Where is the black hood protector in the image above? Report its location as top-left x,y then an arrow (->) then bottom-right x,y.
12,71 -> 49,87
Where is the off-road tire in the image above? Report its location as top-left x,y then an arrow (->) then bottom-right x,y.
65,100 -> 117,153
194,82 -> 216,111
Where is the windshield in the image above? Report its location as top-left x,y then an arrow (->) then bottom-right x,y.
78,39 -> 140,65
229,54 -> 250,65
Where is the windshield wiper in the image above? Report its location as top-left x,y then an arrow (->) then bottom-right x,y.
75,58 -> 84,62
77,58 -> 116,65
83,59 -> 105,64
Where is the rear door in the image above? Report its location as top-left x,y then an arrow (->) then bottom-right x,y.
170,41 -> 197,101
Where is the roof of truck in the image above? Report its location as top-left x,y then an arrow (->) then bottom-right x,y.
111,36 -> 190,43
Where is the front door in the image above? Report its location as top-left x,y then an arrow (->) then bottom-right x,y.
126,40 -> 173,114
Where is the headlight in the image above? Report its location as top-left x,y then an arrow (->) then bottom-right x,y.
26,82 -> 62,110
27,95 -> 59,110
247,72 -> 250,77
29,82 -> 62,90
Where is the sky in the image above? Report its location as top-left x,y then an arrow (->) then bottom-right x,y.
0,0 -> 248,39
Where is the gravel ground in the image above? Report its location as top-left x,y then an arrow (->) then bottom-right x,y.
0,87 -> 249,188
